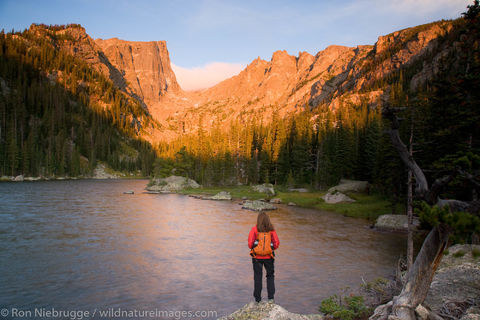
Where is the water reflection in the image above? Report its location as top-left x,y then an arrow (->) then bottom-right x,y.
0,180 -> 406,317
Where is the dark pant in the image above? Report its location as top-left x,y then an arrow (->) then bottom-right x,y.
252,258 -> 275,302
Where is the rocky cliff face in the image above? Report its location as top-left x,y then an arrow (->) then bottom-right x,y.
95,38 -> 180,106
25,24 -> 182,141
30,24 -> 180,113
28,20 -> 457,142
149,20 -> 455,139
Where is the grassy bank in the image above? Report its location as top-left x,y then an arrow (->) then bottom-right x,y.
181,186 -> 403,221
181,185 -> 267,200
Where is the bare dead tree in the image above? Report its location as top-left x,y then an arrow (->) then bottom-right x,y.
407,107 -> 414,271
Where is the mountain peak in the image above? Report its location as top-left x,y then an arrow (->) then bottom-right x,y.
271,50 -> 293,62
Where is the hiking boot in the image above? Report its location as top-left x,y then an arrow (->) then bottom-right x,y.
268,299 -> 275,304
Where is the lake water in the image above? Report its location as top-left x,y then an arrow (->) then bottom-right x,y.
0,180 -> 406,318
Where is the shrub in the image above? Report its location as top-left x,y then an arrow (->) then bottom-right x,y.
320,294 -> 371,320
453,250 -> 466,258
472,248 -> 480,258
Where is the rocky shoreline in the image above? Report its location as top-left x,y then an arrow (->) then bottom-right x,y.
1,164 -> 144,182
219,301 -> 323,320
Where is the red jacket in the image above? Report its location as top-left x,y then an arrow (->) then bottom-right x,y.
248,225 -> 280,259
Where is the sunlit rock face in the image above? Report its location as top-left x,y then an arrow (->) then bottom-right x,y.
95,38 -> 181,105
36,21 -> 454,141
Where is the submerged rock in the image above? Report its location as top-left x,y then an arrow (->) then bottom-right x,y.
374,214 -> 420,232
322,191 -> 355,204
219,301 -> 323,320
188,194 -> 204,199
270,198 -> 282,204
288,202 -> 297,206
146,175 -> 200,192
242,200 -> 276,211
327,179 -> 368,193
252,183 -> 276,196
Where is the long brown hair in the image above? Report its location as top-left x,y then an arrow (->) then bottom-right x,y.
257,211 -> 274,232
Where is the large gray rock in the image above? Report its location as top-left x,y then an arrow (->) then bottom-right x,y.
242,200 -> 277,211
322,191 -> 355,204
424,244 -> 480,314
219,301 -> 323,320
93,163 -> 119,179
14,175 -> 24,182
252,183 -> 276,196
327,179 -> 369,193
204,191 -> 232,200
374,214 -> 420,232
270,198 -> 282,204
146,175 -> 200,192
461,307 -> 480,320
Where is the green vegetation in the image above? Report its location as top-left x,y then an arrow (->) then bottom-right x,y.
281,191 -> 402,220
417,203 -> 480,244
180,184 -> 398,221
320,294 -> 371,320
453,250 -> 466,258
0,25 -> 156,177
472,248 -> 480,259
181,185 -> 267,200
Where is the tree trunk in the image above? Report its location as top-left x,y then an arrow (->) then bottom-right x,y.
407,118 -> 414,271
390,224 -> 450,320
407,169 -> 414,270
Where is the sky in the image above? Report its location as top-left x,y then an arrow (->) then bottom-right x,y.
0,0 -> 470,90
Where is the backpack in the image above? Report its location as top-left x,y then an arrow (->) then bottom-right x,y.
250,231 -> 275,258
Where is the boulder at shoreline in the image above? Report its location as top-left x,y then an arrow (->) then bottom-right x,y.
322,191 -> 355,204
252,183 -> 276,196
204,191 -> 232,200
242,200 -> 277,211
327,179 -> 368,193
93,163 -> 120,179
146,175 -> 200,192
219,301 -> 323,320
374,214 -> 420,232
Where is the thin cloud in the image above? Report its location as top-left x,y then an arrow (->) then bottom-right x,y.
171,62 -> 245,91
382,0 -> 467,15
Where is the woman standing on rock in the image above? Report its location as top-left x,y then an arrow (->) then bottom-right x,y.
248,211 -> 280,303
